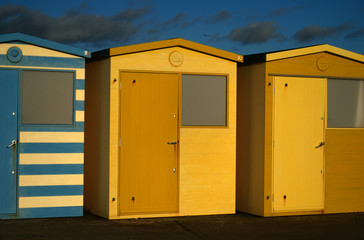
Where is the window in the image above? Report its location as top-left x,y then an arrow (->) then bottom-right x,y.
22,70 -> 74,125
327,79 -> 364,128
182,74 -> 227,126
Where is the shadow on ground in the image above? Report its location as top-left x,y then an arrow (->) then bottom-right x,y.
1,211 -> 364,240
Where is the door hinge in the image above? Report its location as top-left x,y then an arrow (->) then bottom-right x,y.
118,196 -> 120,203
272,194 -> 274,202
273,140 -> 275,148
120,82 -> 122,90
119,139 -> 121,147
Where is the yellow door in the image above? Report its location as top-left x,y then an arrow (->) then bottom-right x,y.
273,76 -> 325,212
119,72 -> 178,214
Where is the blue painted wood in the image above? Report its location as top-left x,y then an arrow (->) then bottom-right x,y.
0,33 -> 90,58
19,143 -> 84,153
20,164 -> 83,175
18,206 -> 83,218
76,79 -> 85,90
76,101 -> 85,111
19,122 -> 84,132
19,185 -> 83,197
0,69 -> 18,214
0,55 -> 85,69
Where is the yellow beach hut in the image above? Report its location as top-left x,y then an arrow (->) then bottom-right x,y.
84,38 -> 243,219
236,44 -> 364,216
0,33 -> 90,219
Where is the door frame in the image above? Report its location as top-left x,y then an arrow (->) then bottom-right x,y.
0,67 -> 20,216
118,70 -> 180,215
271,76 -> 327,213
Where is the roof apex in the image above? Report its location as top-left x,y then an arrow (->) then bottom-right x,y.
244,44 -> 364,64
95,38 -> 243,63
0,33 -> 91,58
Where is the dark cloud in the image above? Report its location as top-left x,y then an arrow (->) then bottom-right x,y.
207,11 -> 232,24
0,3 -> 151,49
203,33 -> 225,43
113,5 -> 153,21
148,13 -> 194,34
229,21 -> 285,45
346,27 -> 364,39
267,4 -> 311,18
293,22 -> 354,43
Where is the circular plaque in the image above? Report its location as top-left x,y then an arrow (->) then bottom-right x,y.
169,51 -> 183,67
316,56 -> 329,72
7,47 -> 23,63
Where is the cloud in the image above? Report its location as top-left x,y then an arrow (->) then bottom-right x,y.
293,22 -> 354,43
207,11 -> 232,24
346,27 -> 364,39
148,13 -> 197,34
229,21 -> 285,45
0,3 -> 151,49
267,4 -> 311,18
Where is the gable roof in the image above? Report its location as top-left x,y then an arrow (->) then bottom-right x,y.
0,33 -> 91,58
92,38 -> 243,63
243,44 -> 364,64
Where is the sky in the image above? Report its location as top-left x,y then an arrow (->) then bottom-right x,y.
1,0 -> 364,56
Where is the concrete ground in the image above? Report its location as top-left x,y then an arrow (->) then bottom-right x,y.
1,211 -> 364,240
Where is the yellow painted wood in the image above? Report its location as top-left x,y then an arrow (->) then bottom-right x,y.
267,52 -> 364,79
325,129 -> 364,213
19,196 -> 83,208
109,38 -> 243,63
0,65 -> 85,79
19,153 -> 84,165
19,174 -> 83,186
263,75 -> 274,216
236,63 -> 266,216
19,132 -> 84,143
273,77 -> 325,212
75,111 -> 84,122
76,90 -> 85,101
84,59 -> 111,219
119,72 -> 178,214
105,46 -> 237,219
266,44 -> 364,63
0,43 -> 82,58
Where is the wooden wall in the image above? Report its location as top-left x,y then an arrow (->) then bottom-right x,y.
84,59 -> 111,218
325,129 -> 364,213
236,63 -> 266,216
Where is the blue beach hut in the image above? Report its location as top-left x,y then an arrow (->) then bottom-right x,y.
0,33 -> 90,219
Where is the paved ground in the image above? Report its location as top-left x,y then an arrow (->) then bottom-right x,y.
1,211 -> 364,240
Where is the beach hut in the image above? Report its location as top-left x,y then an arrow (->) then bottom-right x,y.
84,38 -> 243,219
0,33 -> 90,219
236,44 -> 364,216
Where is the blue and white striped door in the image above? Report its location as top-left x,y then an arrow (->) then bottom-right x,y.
0,69 -> 18,214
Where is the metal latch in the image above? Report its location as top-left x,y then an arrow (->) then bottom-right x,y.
7,140 -> 16,148
315,142 -> 325,148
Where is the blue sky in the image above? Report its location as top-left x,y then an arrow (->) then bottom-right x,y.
1,0 -> 364,55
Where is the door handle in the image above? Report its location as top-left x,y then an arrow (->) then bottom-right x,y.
167,141 -> 178,145
315,141 -> 325,148
7,140 -> 17,148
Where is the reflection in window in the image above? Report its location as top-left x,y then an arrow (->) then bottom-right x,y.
327,79 -> 364,128
182,74 -> 227,126
22,70 -> 74,125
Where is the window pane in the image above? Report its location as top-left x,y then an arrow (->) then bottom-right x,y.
22,70 -> 74,125
327,79 -> 364,128
182,74 -> 227,126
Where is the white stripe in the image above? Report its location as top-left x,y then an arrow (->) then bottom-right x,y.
19,153 -> 84,165
19,196 -> 83,208
19,174 -> 84,186
19,132 -> 84,143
